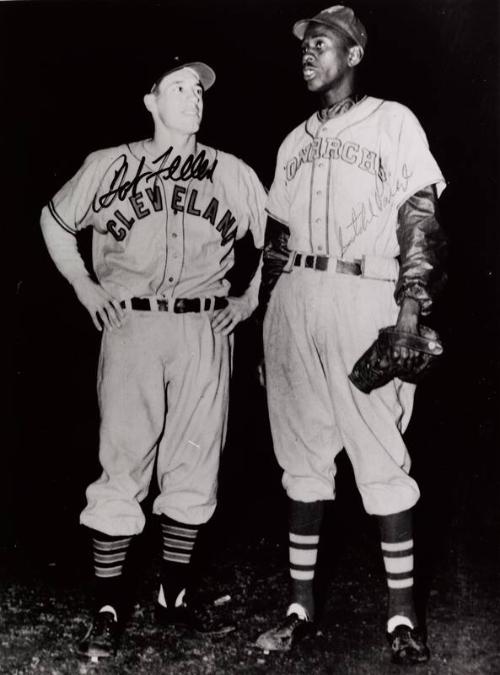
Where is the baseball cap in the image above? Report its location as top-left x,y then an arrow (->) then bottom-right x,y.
150,56 -> 216,92
293,5 -> 367,50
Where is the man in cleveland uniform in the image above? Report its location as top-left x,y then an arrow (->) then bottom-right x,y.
41,57 -> 266,660
256,6 -> 447,665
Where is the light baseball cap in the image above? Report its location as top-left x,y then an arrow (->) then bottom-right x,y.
293,5 -> 367,50
150,56 -> 216,92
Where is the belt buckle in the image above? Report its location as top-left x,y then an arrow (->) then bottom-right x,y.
174,298 -> 186,313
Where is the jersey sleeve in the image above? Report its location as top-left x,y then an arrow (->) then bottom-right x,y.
390,108 -> 447,314
47,151 -> 108,234
391,106 -> 446,208
235,160 -> 267,249
266,138 -> 291,226
395,185 -> 448,314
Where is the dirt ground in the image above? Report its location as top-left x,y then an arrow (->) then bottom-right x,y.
1,437 -> 499,675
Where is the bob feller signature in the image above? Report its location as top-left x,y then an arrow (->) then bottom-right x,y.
92,147 -> 217,214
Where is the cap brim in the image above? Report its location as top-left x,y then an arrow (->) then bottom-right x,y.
292,19 -> 310,40
183,61 -> 216,91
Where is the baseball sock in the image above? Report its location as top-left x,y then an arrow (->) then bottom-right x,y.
159,515 -> 199,608
91,531 -> 133,620
287,499 -> 325,621
376,508 -> 417,631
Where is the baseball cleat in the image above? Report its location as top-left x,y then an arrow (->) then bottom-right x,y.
387,624 -> 430,664
255,613 -> 314,652
155,600 -> 236,637
78,610 -> 120,660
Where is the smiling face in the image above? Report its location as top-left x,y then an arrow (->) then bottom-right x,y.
301,22 -> 362,104
148,67 -> 204,136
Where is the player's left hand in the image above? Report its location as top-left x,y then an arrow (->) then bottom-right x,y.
211,296 -> 253,335
393,297 -> 422,368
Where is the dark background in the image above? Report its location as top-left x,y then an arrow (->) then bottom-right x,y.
4,0 -> 499,573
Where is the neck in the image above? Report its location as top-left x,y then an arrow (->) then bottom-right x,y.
149,130 -> 197,159
319,75 -> 356,108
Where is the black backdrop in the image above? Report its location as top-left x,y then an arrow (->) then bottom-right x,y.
5,0 -> 499,556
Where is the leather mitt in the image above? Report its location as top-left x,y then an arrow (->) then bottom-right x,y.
348,325 -> 443,394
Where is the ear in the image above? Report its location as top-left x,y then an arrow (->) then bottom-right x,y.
347,45 -> 364,67
143,93 -> 156,115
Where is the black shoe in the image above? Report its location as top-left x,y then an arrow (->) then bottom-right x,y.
155,600 -> 236,637
387,624 -> 430,665
78,611 -> 120,660
256,613 -> 314,652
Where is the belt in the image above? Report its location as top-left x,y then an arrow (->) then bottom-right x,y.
293,253 -> 362,276
120,296 -> 228,313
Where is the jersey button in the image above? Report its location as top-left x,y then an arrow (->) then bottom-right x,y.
316,190 -> 322,196
315,218 -> 321,223
168,277 -> 174,283
171,232 -> 178,238
318,245 -> 324,251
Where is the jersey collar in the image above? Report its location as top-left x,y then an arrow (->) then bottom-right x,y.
318,92 -> 366,122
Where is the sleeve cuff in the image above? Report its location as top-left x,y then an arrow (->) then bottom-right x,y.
395,281 -> 432,315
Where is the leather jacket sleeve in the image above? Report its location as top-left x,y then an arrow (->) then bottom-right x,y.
256,216 -> 291,321
395,184 -> 447,315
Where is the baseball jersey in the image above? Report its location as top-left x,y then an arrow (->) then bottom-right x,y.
45,141 -> 266,300
267,97 -> 445,260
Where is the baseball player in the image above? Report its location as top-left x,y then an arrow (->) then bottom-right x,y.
255,6 -> 447,665
40,56 -> 266,661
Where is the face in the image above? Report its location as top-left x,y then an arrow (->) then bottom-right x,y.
301,23 -> 358,96
149,68 -> 204,135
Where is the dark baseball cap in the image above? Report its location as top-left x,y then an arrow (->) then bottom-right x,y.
293,5 -> 367,50
150,56 -> 216,92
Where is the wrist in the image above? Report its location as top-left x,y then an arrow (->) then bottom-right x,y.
240,291 -> 257,314
399,296 -> 421,316
70,273 -> 93,288
396,297 -> 420,332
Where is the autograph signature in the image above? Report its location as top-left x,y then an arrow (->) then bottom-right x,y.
92,147 -> 218,213
339,163 -> 413,256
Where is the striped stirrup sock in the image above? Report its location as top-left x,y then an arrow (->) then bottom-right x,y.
290,532 -> 320,583
288,499 -> 325,619
377,509 -> 417,629
93,533 -> 132,579
91,532 -> 132,614
160,515 -> 199,607
381,539 -> 414,591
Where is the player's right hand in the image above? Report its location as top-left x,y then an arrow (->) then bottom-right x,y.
71,276 -> 125,331
394,296 -> 421,369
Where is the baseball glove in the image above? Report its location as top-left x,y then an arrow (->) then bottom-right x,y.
348,325 -> 443,393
